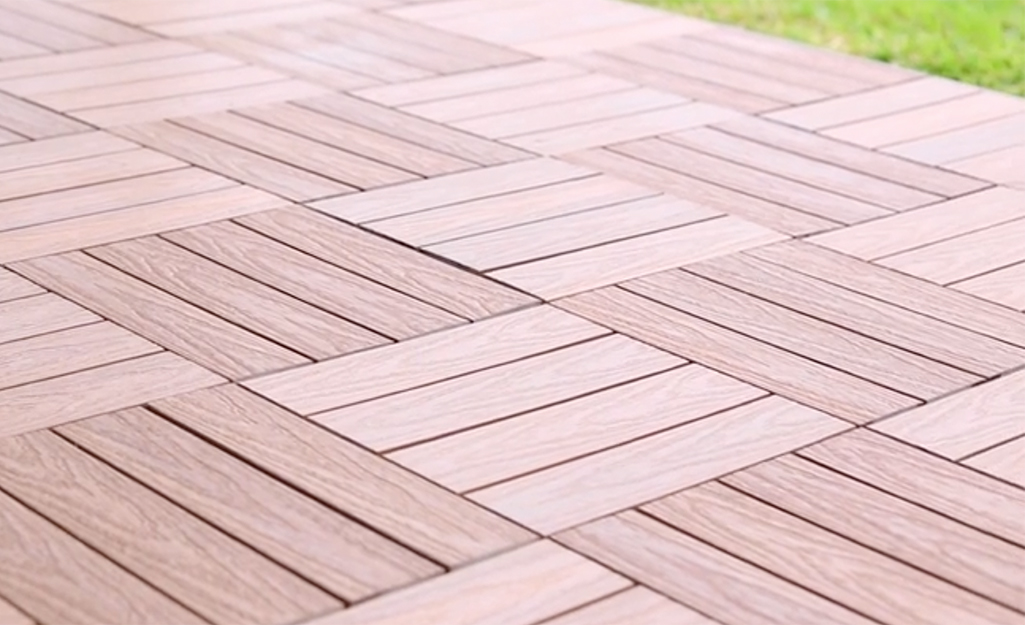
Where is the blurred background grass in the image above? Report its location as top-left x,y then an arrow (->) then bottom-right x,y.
631,0 -> 1025,95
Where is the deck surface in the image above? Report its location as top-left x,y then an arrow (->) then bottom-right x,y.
1,1 -> 1024,623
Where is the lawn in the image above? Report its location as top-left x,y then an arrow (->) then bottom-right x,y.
631,0 -> 1025,96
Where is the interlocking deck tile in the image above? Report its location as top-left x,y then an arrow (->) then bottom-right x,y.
965,436 -> 1025,488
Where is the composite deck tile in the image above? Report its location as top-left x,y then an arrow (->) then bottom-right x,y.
947,145 -> 1025,189
0,40 -> 194,81
965,436 -> 1025,489
883,112 -> 1025,165
540,587 -> 718,625
0,267 -> 43,302
0,130 -> 136,173
0,0 -> 149,46
0,292 -> 99,345
954,260 -> 1025,311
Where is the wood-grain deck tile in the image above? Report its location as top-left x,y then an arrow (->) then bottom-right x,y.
0,593 -> 33,625
541,587 -> 717,625
965,436 -> 1025,488
60,408 -> 442,602
0,6 -> 100,52
471,395 -> 847,533
0,32 -> 48,61
558,511 -> 877,625
884,112 -> 1025,165
0,293 -> 99,345
0,131 -> 136,174
0,267 -> 42,302
301,541 -> 630,625
954,261 -> 1025,311
0,40 -> 194,81
152,385 -> 536,567
0,0 -> 150,45
946,145 -> 1025,189
0,488 -> 204,625
0,431 -> 339,624
148,3 -> 359,37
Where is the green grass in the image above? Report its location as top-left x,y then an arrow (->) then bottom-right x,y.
631,0 -> 1025,96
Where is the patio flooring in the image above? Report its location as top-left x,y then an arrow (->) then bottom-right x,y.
1,0 -> 1024,623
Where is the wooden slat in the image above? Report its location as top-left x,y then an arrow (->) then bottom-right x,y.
0,322 -> 159,391
317,335 -> 682,451
0,6 -> 100,51
75,0 -> 304,25
0,125 -> 25,144
393,365 -> 763,492
0,0 -> 149,45
541,586 -> 716,625
493,216 -> 784,300
879,217 -> 1025,285
611,138 -> 890,224
687,252 -> 1025,377
563,147 -> 838,236
965,436 -> 1025,488
90,237 -> 387,360
765,77 -> 974,130
0,184 -> 287,264
0,594 -> 33,625
60,408 -> 442,602
0,131 -> 137,174
370,175 -> 657,245
713,115 -> 989,198
954,261 -> 1025,311
13,251 -> 305,379
559,287 -> 919,423
947,145 -> 1025,189
665,127 -> 941,210
0,91 -> 90,138
885,112 -> 1025,165
164,220 -> 462,341
428,194 -> 719,271
238,207 -> 533,320
725,455 -> 1025,611
0,487 -> 204,625
0,431 -> 338,624
809,186 -> 1025,260
302,541 -> 630,625
0,267 -> 42,302
799,429 -> 1025,547
150,3 -> 357,37
0,32 -> 47,59
471,395 -> 847,533
0,40 -> 194,81
645,482 -> 1021,625
748,241 -> 1025,347
641,269 -> 979,399
246,305 -> 605,415
312,157 -> 592,223
558,511 -> 876,625
0,293 -> 99,344
153,385 -> 536,567
518,14 -> 712,57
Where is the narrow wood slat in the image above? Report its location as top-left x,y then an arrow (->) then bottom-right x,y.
650,269 -> 979,399
687,252 -> 1025,377
317,334 -> 682,451
563,147 -> 837,235
312,157 -> 592,223
0,267 -> 42,302
0,594 -> 32,625
645,483 -> 1021,625
151,3 -> 357,37
0,32 -> 47,59
665,127 -> 941,210
393,365 -> 763,492
885,112 -> 1025,165
428,194 -> 719,271
0,487 -> 204,625
237,207 -> 534,320
947,145 -> 1025,189
0,322 -> 159,391
493,216 -> 784,300
559,287 -> 918,423
748,241 -> 1025,348
541,586 -> 716,625
164,220 -> 462,341
558,511 -> 877,625
153,385 -> 536,567
0,6 -> 100,51
247,305 -> 605,415
302,541 -> 629,625
955,261 -> 1025,311
60,408 -> 442,602
799,429 -> 1025,547
713,115 -> 989,198
0,293 -> 99,344
724,455 -> 1025,611
13,252 -> 305,379
0,431 -> 338,624
370,175 -> 657,246
879,217 -> 1025,285
612,138 -> 890,224
0,184 -> 286,264
90,237 -> 387,360
809,186 -> 1025,260
0,0 -> 149,45
965,437 -> 1025,488
0,91 -> 90,138
78,0 -> 302,25
0,125 -> 25,144
519,14 -> 713,57
0,131 -> 137,174
471,395 -> 847,533
387,0 -> 532,22
0,40 -> 194,81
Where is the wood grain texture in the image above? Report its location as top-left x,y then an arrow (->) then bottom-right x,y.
947,145 -> 1025,189
0,130 -> 136,174
0,322 -> 159,390
540,587 -> 717,625
247,305 -> 605,415
955,261 -> 1025,311
0,487 -> 204,625
0,293 -> 99,344
302,541 -> 630,625
724,455 -> 1025,611
884,113 -> 1025,165
872,370 -> 1025,460
799,429 -> 1025,547
90,236 -> 387,360
0,0 -> 149,45
0,7 -> 99,52
317,334 -> 683,451
153,385 -> 536,567
514,15 -> 713,57
965,436 -> 1025,488
0,40 -> 193,80
149,3 -> 357,37
471,395 -> 847,533
164,220 -> 462,341
0,431 -> 338,625
13,251 -> 305,378
0,267 -> 42,302
561,287 -> 917,423
60,408 -> 441,601
393,365 -> 764,492
646,482 -> 1022,625
557,511 -> 877,625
